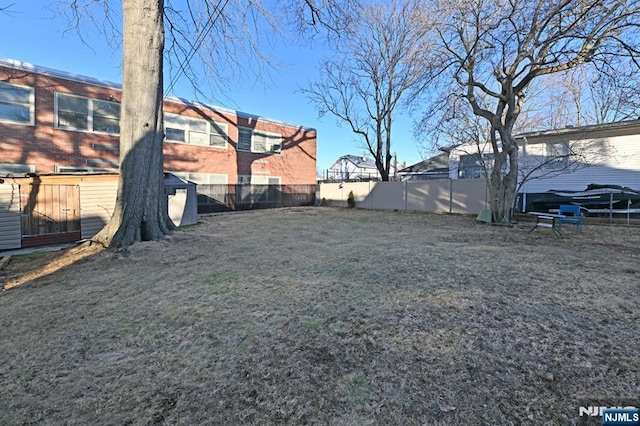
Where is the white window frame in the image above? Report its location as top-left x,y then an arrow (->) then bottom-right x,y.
0,163 -> 35,174
237,174 -> 251,185
238,175 -> 281,185
164,113 -> 228,149
85,159 -> 119,168
459,153 -> 494,179
545,142 -> 569,169
237,126 -> 282,154
209,121 -> 228,148
0,82 -> 35,126
54,92 -> 120,135
170,171 -> 228,185
238,128 -> 253,152
55,165 -> 118,173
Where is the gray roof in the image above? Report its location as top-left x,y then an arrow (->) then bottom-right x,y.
164,173 -> 195,187
333,154 -> 378,169
399,152 -> 449,174
516,119 -> 640,140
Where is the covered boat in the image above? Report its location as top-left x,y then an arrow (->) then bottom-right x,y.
529,184 -> 640,215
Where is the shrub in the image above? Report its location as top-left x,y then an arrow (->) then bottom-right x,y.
347,191 -> 355,208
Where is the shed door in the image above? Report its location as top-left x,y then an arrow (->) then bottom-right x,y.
20,184 -> 81,247
168,188 -> 188,226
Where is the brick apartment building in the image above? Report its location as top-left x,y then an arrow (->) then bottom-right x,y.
0,58 -> 317,185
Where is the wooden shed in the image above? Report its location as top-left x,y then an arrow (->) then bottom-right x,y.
0,174 -> 118,250
0,173 -> 203,251
0,180 -> 22,250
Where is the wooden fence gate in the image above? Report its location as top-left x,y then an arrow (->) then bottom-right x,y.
19,183 -> 81,247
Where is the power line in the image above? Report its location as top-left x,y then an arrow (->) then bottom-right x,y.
164,0 -> 230,96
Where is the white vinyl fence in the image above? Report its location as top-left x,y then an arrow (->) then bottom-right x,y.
319,179 -> 489,215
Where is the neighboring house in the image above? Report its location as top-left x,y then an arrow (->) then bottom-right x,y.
327,154 -> 384,181
0,58 -> 317,186
397,150 -> 449,181
448,145 -> 496,180
448,120 -> 640,211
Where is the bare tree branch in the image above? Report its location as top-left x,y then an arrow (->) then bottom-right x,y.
422,0 -> 640,222
0,3 -> 15,14
303,0 -> 432,180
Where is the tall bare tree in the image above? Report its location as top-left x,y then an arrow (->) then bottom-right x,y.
303,0 -> 430,181
94,0 -> 174,248
428,0 -> 640,223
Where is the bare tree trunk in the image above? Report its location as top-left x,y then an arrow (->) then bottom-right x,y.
489,165 -> 518,223
95,0 -> 175,248
489,132 -> 519,223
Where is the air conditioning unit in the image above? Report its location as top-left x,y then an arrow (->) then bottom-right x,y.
271,144 -> 281,153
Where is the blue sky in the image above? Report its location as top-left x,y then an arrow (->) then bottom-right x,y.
0,0 -> 426,172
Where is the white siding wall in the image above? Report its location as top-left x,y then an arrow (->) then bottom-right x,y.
330,159 -> 381,180
521,133 -> 640,192
0,183 -> 22,250
449,131 -> 640,193
79,181 -> 118,239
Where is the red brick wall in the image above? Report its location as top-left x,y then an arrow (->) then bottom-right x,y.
234,115 -> 317,185
0,63 -> 316,185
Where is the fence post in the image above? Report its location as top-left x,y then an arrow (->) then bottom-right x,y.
486,180 -> 489,210
370,181 -> 373,209
609,192 -> 613,224
404,181 -> 408,211
449,179 -> 453,214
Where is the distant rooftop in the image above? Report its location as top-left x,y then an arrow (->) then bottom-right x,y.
332,154 -> 378,169
400,152 -> 449,173
516,119 -> 640,139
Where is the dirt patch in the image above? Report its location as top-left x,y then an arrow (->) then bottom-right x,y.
1,207 -> 638,424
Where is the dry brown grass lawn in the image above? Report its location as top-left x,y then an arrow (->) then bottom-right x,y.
1,207 -> 638,425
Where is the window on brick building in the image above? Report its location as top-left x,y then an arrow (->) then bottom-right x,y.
0,163 -> 35,174
93,99 -> 121,134
236,175 -> 282,203
0,82 -> 34,125
164,113 -> 228,148
55,92 -> 120,135
170,171 -> 227,184
209,122 -> 227,148
55,165 -> 118,173
237,175 -> 281,185
238,128 -> 252,151
237,126 -> 282,154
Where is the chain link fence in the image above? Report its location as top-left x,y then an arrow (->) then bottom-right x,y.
196,184 -> 317,213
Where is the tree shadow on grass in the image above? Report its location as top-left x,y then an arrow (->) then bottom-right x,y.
2,243 -> 104,290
